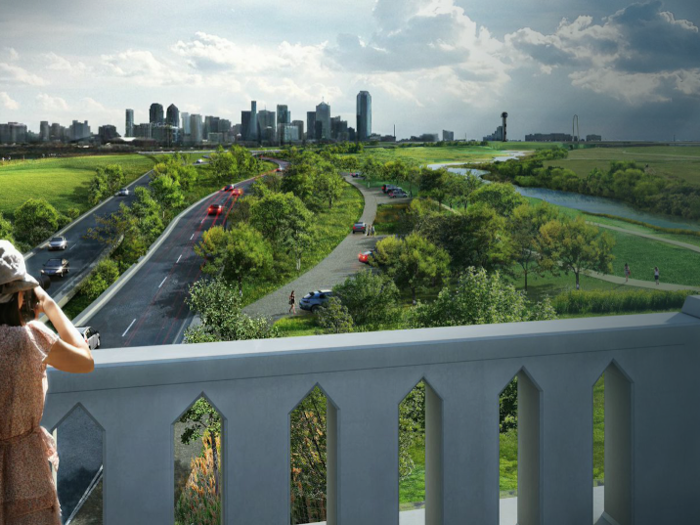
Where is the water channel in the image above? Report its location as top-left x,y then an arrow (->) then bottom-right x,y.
428,158 -> 700,232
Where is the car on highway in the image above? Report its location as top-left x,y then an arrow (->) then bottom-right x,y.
231,188 -> 243,196
352,222 -> 367,234
48,236 -> 67,251
299,290 -> 334,313
77,326 -> 101,350
222,184 -> 235,191
389,189 -> 408,198
115,188 -> 130,197
208,204 -> 223,215
358,250 -> 375,264
41,258 -> 70,278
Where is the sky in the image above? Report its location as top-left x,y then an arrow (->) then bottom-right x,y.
1,0 -> 699,141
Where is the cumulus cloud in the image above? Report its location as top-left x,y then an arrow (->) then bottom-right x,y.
42,52 -> 91,74
37,93 -> 69,111
101,49 -> 200,86
0,92 -> 19,110
0,62 -> 48,86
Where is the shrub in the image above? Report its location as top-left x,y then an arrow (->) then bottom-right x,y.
80,258 -> 120,301
175,433 -> 221,525
553,289 -> 694,314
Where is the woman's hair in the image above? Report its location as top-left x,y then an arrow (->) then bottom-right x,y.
0,292 -> 22,327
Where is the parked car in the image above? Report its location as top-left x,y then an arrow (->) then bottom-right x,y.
351,172 -> 362,178
275,167 -> 285,173
389,189 -> 408,198
352,222 -> 367,234
41,258 -> 69,278
382,184 -> 399,194
115,188 -> 129,197
48,236 -> 67,251
76,326 -> 101,350
195,158 -> 206,164
358,250 -> 375,264
299,290 -> 334,313
208,204 -> 223,215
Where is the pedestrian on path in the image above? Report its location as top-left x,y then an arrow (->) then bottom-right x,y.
624,263 -> 631,283
288,290 -> 296,314
654,266 -> 660,285
0,240 -> 94,525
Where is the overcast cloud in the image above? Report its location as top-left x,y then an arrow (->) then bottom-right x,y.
0,0 -> 698,140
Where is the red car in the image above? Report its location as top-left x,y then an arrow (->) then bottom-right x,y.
352,222 -> 367,234
231,188 -> 243,196
358,250 -> 375,264
208,204 -> 223,215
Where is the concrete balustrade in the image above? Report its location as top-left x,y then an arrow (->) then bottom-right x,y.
42,297 -> 700,524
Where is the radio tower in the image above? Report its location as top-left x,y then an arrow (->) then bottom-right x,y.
501,112 -> 508,142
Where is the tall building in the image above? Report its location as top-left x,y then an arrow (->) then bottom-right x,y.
356,91 -> 372,141
204,116 -> 220,137
181,112 -> 190,135
442,130 -> 454,142
50,123 -> 64,142
40,121 -> 50,142
257,110 -> 276,139
277,105 -> 290,125
291,120 -> 304,140
98,125 -> 120,142
248,101 -> 258,142
149,103 -> 164,125
241,111 -> 251,141
166,104 -> 179,128
190,114 -> 203,144
315,102 -> 331,141
331,116 -> 348,141
134,123 -> 152,139
125,109 -> 134,138
0,122 -> 28,144
70,120 -> 91,141
307,112 -> 317,140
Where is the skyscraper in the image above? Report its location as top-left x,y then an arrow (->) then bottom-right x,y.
166,104 -> 180,128
291,120 -> 304,140
356,91 -> 372,142
149,103 -> 164,125
190,114 -> 203,144
40,121 -> 50,142
241,111 -> 251,141
181,112 -> 190,135
315,102 -> 331,141
248,101 -> 258,142
125,109 -> 134,138
277,105 -> 290,125
307,112 -> 316,141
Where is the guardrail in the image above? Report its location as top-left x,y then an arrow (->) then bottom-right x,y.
42,297 -> 700,524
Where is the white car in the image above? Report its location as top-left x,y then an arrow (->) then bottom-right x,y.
116,188 -> 130,197
48,236 -> 67,250
76,326 -> 101,350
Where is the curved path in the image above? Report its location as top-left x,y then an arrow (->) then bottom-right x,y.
588,221 -> 700,253
242,175 -> 393,320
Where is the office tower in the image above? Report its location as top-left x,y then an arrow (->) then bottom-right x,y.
291,120 -> 304,140
98,125 -> 119,142
315,102 -> 331,140
241,111 -> 251,141
181,112 -> 190,135
0,122 -> 27,144
248,101 -> 258,141
442,130 -> 454,141
190,114 -> 203,144
40,121 -> 50,142
356,91 -> 372,141
149,103 -> 164,125
125,109 -> 134,138
277,105 -> 290,125
331,116 -> 347,140
307,112 -> 316,140
134,123 -> 152,139
257,110 -> 275,142
69,120 -> 91,141
50,123 -> 63,141
166,104 -> 180,128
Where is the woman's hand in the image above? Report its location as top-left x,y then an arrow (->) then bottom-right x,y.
32,286 -> 54,315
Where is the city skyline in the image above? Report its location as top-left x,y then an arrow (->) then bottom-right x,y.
1,0 -> 700,141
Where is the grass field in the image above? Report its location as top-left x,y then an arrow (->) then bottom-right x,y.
0,154 -> 155,218
355,145 -> 525,166
542,145 -> 700,186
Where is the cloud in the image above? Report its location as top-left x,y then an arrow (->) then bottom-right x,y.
0,92 -> 18,110
3,48 -> 19,61
0,62 -> 48,86
101,49 -> 200,86
42,52 -> 91,74
37,93 -> 69,111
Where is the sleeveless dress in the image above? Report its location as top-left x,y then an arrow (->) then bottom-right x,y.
0,321 -> 61,524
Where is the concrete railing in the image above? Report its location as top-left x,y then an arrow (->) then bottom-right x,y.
43,298 -> 700,525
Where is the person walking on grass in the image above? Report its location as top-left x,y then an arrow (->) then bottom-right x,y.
624,263 -> 631,283
654,266 -> 660,285
0,240 -> 94,525
288,290 -> 296,314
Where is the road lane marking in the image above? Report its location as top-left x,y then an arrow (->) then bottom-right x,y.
190,234 -> 195,240
159,277 -> 167,288
177,254 -> 182,263
122,319 -> 136,337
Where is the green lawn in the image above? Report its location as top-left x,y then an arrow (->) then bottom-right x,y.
542,145 -> 700,186
354,145 -> 519,166
0,154 -> 155,218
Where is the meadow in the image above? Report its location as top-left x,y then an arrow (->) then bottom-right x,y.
0,154 -> 155,218
356,144 -> 516,165
542,145 -> 700,186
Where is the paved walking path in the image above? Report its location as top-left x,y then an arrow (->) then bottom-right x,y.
586,270 -> 700,291
588,222 -> 700,253
242,176 -> 392,320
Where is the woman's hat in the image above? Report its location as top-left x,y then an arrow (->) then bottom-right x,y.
0,240 -> 39,303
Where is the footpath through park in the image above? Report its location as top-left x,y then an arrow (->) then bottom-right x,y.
242,175 -> 391,320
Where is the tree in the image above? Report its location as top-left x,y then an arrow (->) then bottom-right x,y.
88,170 -> 109,206
317,297 -> 354,334
0,212 -> 15,244
409,267 -> 557,328
372,233 -> 451,303
102,165 -> 126,195
195,224 -> 273,295
538,215 -> 615,289
361,156 -> 384,188
419,167 -> 450,208
13,198 -> 61,246
80,258 -> 120,300
469,182 -> 526,217
315,170 -> 344,210
209,146 -> 238,184
508,202 -> 559,290
332,270 -> 401,328
150,174 -> 185,216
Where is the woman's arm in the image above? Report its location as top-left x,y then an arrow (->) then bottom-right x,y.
35,287 -> 94,373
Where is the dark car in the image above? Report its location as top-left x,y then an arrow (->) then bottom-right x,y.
352,222 -> 367,234
382,184 -> 399,194
76,326 -> 101,350
41,258 -> 69,278
208,204 -> 223,215
48,236 -> 67,251
358,250 -> 375,264
299,290 -> 334,313
389,189 -> 408,198
351,172 -> 362,178
222,185 -> 235,192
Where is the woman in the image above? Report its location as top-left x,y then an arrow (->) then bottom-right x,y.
0,240 -> 94,524
288,290 -> 296,314
654,266 -> 660,285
